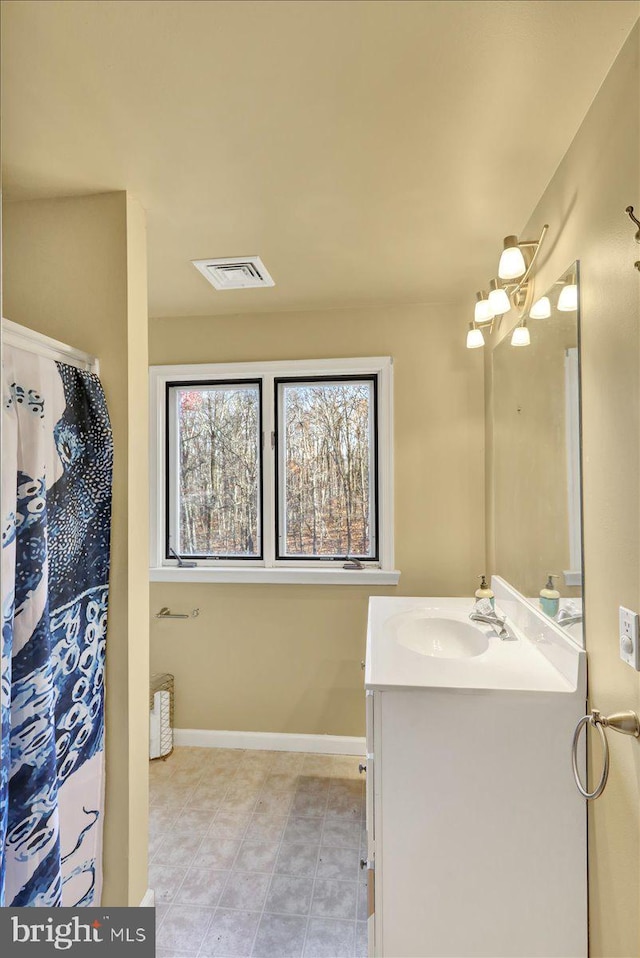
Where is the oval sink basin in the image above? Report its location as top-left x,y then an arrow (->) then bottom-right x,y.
390,612 -> 489,659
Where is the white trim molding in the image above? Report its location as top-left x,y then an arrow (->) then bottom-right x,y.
140,888 -> 155,907
150,566 -> 400,585
2,316 -> 100,373
174,728 -> 366,755
149,356 -> 397,583
564,348 -> 582,582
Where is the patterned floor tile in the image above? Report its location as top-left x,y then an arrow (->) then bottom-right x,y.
219,871 -> 271,911
310,879 -> 358,921
199,908 -> 261,958
302,918 -> 355,958
264,874 -> 313,916
174,867 -> 229,907
156,904 -> 214,952
251,914 -> 307,958
148,749 -> 368,957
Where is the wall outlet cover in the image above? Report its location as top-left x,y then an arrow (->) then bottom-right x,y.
619,606 -> 640,670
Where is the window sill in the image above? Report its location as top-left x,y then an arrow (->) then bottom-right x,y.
149,567 -> 401,586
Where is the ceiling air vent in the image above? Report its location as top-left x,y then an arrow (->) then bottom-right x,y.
192,256 -> 275,290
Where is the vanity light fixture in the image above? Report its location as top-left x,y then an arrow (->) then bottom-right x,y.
529,296 -> 551,319
488,279 -> 511,317
464,224 -> 548,349
474,292 -> 495,325
498,236 -> 527,280
511,321 -> 530,347
466,323 -> 485,349
558,281 -> 578,312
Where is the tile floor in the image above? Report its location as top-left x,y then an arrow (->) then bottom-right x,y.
149,747 -> 368,958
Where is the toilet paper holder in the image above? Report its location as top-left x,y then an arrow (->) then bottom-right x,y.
571,708 -> 640,800
155,606 -> 200,620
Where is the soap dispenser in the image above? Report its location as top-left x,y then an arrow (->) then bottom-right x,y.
475,575 -> 495,609
540,574 -> 560,617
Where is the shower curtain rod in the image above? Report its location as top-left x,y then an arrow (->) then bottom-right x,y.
2,317 -> 99,374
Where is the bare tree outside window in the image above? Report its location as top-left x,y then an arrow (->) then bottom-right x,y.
279,380 -> 376,558
175,383 -> 261,556
158,360 -> 391,572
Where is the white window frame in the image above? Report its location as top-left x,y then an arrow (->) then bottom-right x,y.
149,357 -> 399,585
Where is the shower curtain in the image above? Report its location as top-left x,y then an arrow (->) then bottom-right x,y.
1,344 -> 113,906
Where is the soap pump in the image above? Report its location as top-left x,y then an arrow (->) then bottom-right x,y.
475,575 -> 495,609
540,574 -> 560,617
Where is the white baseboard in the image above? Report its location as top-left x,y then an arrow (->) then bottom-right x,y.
173,728 -> 366,755
140,888 -> 155,907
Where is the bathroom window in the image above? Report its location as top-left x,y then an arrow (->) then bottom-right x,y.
276,377 -> 377,560
167,380 -> 262,559
150,357 -> 397,584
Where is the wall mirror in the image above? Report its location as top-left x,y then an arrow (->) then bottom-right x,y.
492,262 -> 583,645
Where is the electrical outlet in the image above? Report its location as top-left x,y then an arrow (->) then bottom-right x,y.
619,606 -> 640,669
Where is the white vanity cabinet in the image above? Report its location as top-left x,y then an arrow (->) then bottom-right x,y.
364,585 -> 587,958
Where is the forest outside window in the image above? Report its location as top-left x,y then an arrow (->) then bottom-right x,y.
276,377 -> 377,560
169,380 -> 262,559
150,358 -> 398,584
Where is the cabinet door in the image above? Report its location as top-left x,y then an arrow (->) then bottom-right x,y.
367,864 -> 375,958
365,689 -> 375,754
365,691 -> 375,846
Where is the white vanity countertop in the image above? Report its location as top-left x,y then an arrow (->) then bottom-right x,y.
366,596 -> 577,693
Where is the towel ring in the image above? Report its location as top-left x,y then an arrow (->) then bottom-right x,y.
572,708 -> 640,800
572,713 -> 609,800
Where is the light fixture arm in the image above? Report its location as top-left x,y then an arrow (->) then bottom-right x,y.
493,223 -> 549,321
508,223 -> 549,301
464,224 -> 549,348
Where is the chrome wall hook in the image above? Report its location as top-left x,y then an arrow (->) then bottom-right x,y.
625,205 -> 640,242
623,209 -> 640,271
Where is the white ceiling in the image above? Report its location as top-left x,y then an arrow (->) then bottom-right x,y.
2,0 -> 638,317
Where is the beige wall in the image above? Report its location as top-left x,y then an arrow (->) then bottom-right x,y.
485,23 -> 640,956
149,302 -> 485,736
2,192 -> 150,907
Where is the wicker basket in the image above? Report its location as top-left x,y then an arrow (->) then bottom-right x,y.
149,672 -> 174,760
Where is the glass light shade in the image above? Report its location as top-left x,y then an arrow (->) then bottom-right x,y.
474,292 -> 495,325
511,323 -> 530,347
488,285 -> 511,316
498,236 -> 526,280
557,283 -> 578,311
466,324 -> 485,349
529,296 -> 551,319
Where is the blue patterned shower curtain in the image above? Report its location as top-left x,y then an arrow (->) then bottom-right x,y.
1,344 -> 113,906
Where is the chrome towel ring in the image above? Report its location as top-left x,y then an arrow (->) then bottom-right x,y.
572,708 -> 640,800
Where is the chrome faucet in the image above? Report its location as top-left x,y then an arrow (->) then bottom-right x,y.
556,608 -> 583,628
469,607 -> 511,639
